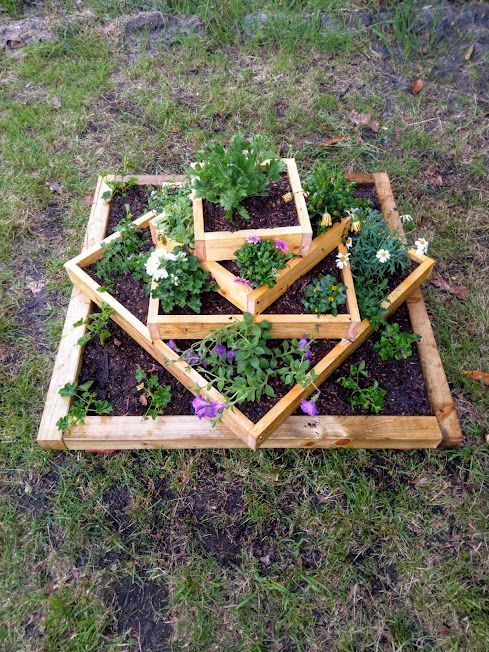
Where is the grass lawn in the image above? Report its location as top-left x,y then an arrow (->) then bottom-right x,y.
0,1 -> 488,650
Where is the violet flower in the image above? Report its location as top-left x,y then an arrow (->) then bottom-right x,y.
300,398 -> 319,416
247,235 -> 261,244
234,276 -> 251,287
274,238 -> 289,253
213,343 -> 227,357
226,349 -> 236,360
305,350 -> 312,360
184,349 -> 200,365
192,395 -> 225,420
298,336 -> 309,350
166,339 -> 178,352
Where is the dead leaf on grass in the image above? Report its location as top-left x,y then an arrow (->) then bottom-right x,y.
49,96 -> 62,109
84,194 -> 94,206
46,181 -> 64,194
322,136 -> 345,146
411,79 -> 425,95
465,370 -> 489,385
429,275 -> 468,300
26,277 -> 46,294
348,110 -> 379,132
464,44 -> 474,61
424,167 -> 444,186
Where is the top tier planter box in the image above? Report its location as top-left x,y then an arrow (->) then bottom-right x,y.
192,158 -> 313,262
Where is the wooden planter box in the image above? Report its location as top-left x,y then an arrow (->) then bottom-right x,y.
147,217 -> 361,341
37,172 -> 462,451
193,158 -> 313,261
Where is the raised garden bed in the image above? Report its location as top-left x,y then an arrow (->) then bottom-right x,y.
37,171 -> 462,451
193,158 -> 313,261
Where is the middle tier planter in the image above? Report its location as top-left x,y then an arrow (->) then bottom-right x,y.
192,158 -> 313,261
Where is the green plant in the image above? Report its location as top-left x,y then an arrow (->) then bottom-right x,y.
374,322 -> 420,361
234,237 -> 291,288
302,274 -> 347,316
95,211 -> 151,293
350,210 -> 410,280
149,183 -> 194,248
355,276 -> 390,329
190,133 -> 283,221
181,314 -> 316,413
74,302 -> 113,346
56,381 -> 113,432
304,165 -> 371,232
134,369 -> 172,420
147,247 -> 215,313
101,177 -> 137,201
337,361 -> 386,414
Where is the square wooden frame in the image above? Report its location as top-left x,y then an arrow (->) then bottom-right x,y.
37,172 -> 462,451
193,158 -> 313,261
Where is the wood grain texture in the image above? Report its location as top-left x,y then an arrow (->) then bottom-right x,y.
64,415 -> 441,450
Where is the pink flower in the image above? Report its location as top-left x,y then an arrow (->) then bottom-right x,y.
300,399 -> 319,416
234,277 -> 251,287
274,238 -> 289,253
247,235 -> 261,244
192,396 -> 226,420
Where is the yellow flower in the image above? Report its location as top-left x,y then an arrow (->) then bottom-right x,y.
350,220 -> 362,233
328,296 -> 334,302
321,212 -> 332,228
331,285 -> 337,291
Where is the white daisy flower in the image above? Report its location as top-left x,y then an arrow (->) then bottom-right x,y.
376,248 -> 391,263
336,251 -> 350,269
401,214 -> 413,223
345,237 -> 353,249
415,238 -> 429,255
154,267 -> 169,281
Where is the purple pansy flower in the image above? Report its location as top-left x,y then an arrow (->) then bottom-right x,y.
192,395 -> 225,420
213,343 -> 227,357
299,336 -> 309,350
247,235 -> 261,244
274,238 -> 289,253
234,277 -> 251,287
226,349 -> 236,360
166,339 -> 178,352
300,398 -> 319,416
305,350 -> 312,360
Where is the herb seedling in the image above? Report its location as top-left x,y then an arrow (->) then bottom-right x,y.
374,322 -> 420,361
149,183 -> 194,248
56,381 -> 113,433
191,133 -> 283,221
134,369 -> 172,420
302,274 -> 347,316
147,246 -> 215,313
354,276 -> 389,330
95,210 -> 151,293
74,302 -> 113,346
102,177 -> 138,201
337,361 -> 386,414
234,237 -> 291,288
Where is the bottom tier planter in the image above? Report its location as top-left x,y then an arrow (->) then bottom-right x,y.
37,172 -> 463,451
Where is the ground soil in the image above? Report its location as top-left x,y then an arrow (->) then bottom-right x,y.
353,184 -> 381,210
107,185 -> 151,232
202,172 -> 298,231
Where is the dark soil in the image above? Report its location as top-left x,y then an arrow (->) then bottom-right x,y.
168,286 -> 238,315
353,184 -> 381,211
202,172 -> 298,232
263,250 -> 346,314
293,304 -> 431,416
78,318 -> 194,416
107,185 -> 151,233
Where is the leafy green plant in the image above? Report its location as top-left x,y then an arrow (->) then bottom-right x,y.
74,302 -> 113,346
149,183 -> 194,248
302,274 -> 347,316
234,237 -> 291,288
304,165 -> 371,232
190,133 -> 283,221
95,211 -> 151,293
181,313 -> 316,413
148,247 -> 215,313
56,381 -> 113,432
355,276 -> 390,329
134,369 -> 172,420
101,177 -> 138,201
374,323 -> 420,361
337,361 -> 386,414
350,210 -> 410,280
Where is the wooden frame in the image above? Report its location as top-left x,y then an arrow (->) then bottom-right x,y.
193,158 -> 313,261
37,172 -> 462,451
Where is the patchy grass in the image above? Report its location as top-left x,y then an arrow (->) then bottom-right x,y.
1,1 -> 488,650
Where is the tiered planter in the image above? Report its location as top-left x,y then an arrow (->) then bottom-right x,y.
193,158 -> 313,261
37,172 -> 462,451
